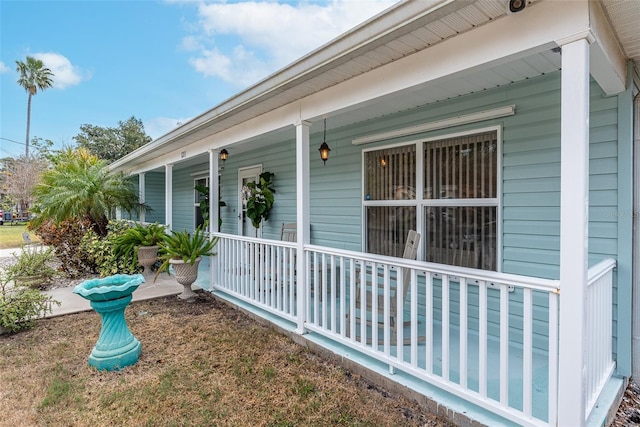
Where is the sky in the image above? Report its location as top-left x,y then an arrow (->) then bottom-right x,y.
0,0 -> 396,158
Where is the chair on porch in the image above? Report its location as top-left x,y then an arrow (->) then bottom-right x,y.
349,230 -> 421,344
279,223 -> 297,242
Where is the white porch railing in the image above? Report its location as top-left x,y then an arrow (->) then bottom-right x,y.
212,233 -> 616,427
584,258 -> 616,421
215,234 -> 297,322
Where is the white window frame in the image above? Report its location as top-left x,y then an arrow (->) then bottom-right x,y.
194,175 -> 208,231
361,125 -> 502,271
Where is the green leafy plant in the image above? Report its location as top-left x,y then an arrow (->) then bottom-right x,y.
80,220 -> 143,277
112,222 -> 167,268
243,171 -> 275,229
6,246 -> 59,289
0,271 -> 60,333
154,227 -> 219,281
194,184 -> 226,230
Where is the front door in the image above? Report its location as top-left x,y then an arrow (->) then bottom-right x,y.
238,165 -> 262,238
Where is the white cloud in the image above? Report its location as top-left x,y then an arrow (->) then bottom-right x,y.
144,116 -> 192,140
33,52 -> 89,89
0,61 -> 9,73
184,0 -> 396,87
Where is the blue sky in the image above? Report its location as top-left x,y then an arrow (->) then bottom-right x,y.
0,0 -> 395,158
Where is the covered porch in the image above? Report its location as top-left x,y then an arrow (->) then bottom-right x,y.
108,1 -> 639,425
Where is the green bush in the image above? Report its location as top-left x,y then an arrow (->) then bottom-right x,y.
80,220 -> 142,277
0,272 -> 60,333
6,246 -> 59,289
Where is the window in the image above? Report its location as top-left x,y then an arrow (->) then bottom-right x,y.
194,177 -> 208,230
363,128 -> 499,270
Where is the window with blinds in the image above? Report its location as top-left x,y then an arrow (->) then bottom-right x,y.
424,131 -> 497,270
363,129 -> 498,271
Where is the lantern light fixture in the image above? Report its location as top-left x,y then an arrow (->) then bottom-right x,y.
219,149 -> 229,163
319,118 -> 331,165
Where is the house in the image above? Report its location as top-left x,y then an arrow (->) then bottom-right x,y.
109,1 -> 640,425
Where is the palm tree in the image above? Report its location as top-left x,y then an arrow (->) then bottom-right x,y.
31,147 -> 142,236
15,56 -> 54,157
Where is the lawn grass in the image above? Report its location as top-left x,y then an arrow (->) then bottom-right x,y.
0,223 -> 39,249
0,293 -> 454,427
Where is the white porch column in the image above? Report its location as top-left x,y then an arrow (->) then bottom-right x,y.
295,120 -> 311,334
165,164 -> 173,231
558,38 -> 590,426
209,150 -> 220,288
138,172 -> 146,223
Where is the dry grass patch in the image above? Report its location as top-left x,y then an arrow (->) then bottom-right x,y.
0,292 -> 454,427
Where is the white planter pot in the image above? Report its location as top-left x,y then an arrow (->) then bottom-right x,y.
170,257 -> 201,300
137,245 -> 159,276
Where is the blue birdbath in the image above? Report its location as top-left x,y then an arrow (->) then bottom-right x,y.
73,274 -> 144,371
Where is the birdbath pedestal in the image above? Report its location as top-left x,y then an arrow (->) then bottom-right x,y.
73,274 -> 144,371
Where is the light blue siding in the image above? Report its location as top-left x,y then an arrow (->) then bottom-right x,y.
145,171 -> 165,224
172,162 -> 208,233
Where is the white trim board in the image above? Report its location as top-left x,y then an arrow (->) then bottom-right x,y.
352,105 -> 515,146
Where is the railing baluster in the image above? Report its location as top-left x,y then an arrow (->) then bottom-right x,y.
523,288 -> 533,417
425,272 -> 433,375
479,280 -> 487,398
442,274 -> 450,381
410,269 -> 418,367
459,277 -> 468,389
499,284 -> 508,406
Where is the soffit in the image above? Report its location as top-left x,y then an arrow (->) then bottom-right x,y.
601,0 -> 640,80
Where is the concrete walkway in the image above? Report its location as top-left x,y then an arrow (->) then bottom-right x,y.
0,246 -> 200,318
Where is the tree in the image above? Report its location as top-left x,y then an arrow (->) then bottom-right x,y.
0,139 -> 52,216
30,147 -> 141,236
73,116 -> 152,162
15,57 -> 54,157
1,155 -> 47,217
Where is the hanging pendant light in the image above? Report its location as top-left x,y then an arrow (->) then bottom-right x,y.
318,118 -> 331,165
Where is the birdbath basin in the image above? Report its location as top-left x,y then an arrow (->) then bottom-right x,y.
73,274 -> 144,371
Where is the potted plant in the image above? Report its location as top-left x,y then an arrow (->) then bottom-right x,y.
242,171 -> 275,229
113,222 -> 167,276
154,227 -> 219,299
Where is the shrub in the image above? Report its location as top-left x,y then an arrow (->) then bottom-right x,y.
0,272 -> 60,333
6,246 -> 59,289
32,219 -> 95,277
80,220 -> 142,277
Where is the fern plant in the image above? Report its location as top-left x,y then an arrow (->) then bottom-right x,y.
113,222 -> 167,268
154,227 -> 219,281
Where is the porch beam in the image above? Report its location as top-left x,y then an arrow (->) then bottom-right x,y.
558,38 -> 590,426
138,172 -> 146,223
165,164 -> 173,231
295,120 -> 311,334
